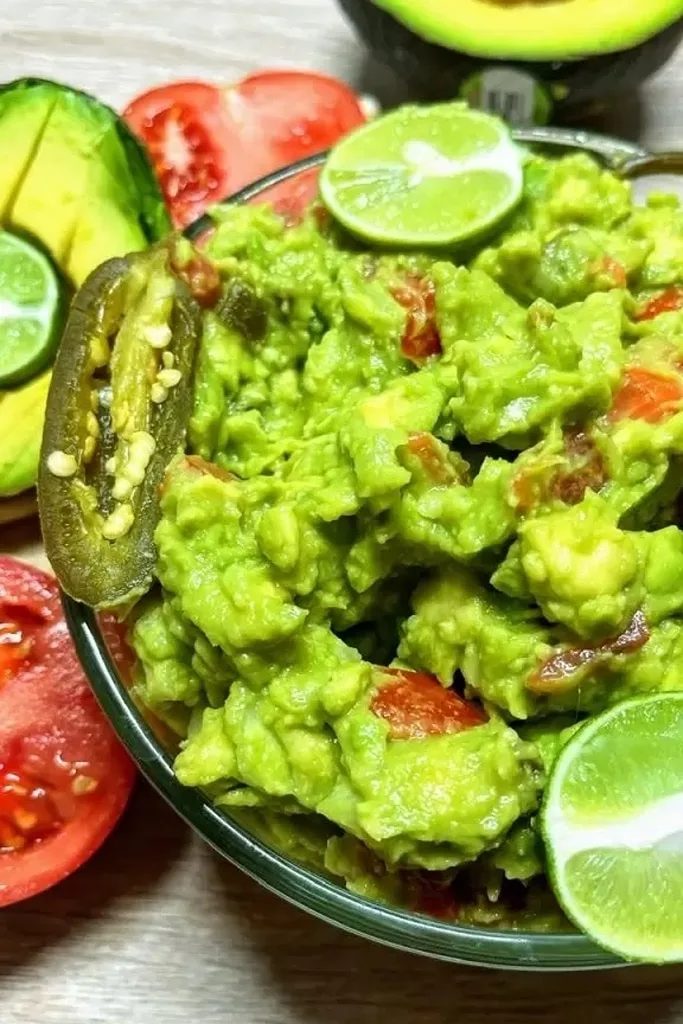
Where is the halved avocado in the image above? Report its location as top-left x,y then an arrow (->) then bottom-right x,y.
0,78 -> 170,503
373,0 -> 683,62
8,80 -> 170,285
339,0 -> 683,120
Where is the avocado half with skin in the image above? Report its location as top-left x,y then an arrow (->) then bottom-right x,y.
338,0 -> 683,121
0,78 -> 170,511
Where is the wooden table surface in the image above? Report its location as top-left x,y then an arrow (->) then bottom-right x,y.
3,2 -> 683,1021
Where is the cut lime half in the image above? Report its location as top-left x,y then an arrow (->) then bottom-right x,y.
319,102 -> 524,247
542,693 -> 683,963
0,231 -> 63,388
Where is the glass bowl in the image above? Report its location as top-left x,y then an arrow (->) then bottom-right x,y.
63,127 -> 679,970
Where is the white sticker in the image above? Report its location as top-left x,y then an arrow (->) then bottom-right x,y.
474,68 -> 538,127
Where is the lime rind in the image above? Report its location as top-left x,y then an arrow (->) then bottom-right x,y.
542,693 -> 683,963
320,102 -> 524,247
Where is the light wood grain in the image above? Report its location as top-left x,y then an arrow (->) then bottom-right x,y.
3,4 -> 683,1022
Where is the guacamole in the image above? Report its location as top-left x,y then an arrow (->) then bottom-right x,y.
129,151 -> 683,930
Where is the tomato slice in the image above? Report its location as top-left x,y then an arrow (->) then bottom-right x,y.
610,366 -> 683,424
0,557 -> 135,907
635,286 -> 683,322
123,82 -> 234,229
370,668 -> 487,740
124,71 -> 366,228
390,276 -> 442,362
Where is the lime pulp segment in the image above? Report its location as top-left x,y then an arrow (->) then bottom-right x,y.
542,693 -> 683,963
0,230 -> 62,387
320,102 -> 524,246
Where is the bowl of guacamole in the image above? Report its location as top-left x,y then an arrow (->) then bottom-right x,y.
54,123 -> 683,969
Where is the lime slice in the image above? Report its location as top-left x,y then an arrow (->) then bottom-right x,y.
0,231 -> 63,388
319,102 -> 523,247
542,693 -> 683,963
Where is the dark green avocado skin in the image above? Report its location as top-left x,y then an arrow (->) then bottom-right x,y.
338,0 -> 683,119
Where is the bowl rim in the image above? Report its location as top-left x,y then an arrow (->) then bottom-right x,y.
64,124 -> 663,970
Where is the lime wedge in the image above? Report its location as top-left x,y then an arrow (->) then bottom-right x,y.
319,102 -> 523,247
542,693 -> 683,963
0,231 -> 63,388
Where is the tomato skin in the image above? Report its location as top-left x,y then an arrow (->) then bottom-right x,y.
610,366 -> 683,424
635,286 -> 683,322
370,668 -> 487,740
390,276 -> 442,362
124,72 -> 366,229
512,429 -> 608,514
0,558 -> 135,907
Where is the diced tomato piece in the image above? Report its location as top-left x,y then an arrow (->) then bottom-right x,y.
406,433 -> 460,485
512,430 -> 608,514
635,286 -> 683,322
409,872 -> 460,920
591,256 -> 627,289
391,276 -> 442,362
371,668 -> 487,740
611,367 -> 683,424
170,248 -> 222,308
529,609 -> 650,694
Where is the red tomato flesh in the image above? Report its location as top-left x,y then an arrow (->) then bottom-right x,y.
610,366 -> 683,424
251,166 -> 323,226
124,81 -> 234,229
0,557 -> 135,907
409,872 -> 460,920
371,668 -> 487,740
124,72 -> 366,228
635,286 -> 683,322
390,276 -> 442,362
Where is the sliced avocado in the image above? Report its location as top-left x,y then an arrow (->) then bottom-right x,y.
65,125 -> 150,284
66,195 -> 146,286
0,81 -> 58,220
68,116 -> 171,280
0,78 -> 170,501
8,80 -> 170,277
9,88 -> 110,264
373,0 -> 683,61
0,372 -> 51,498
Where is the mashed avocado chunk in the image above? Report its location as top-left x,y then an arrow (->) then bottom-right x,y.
129,149 -> 683,932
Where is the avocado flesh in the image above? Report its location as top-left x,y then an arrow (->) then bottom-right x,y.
9,88 -> 150,276
0,372 -> 50,498
0,79 -> 170,501
0,82 -> 57,220
374,0 -> 683,61
65,126 -> 148,285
